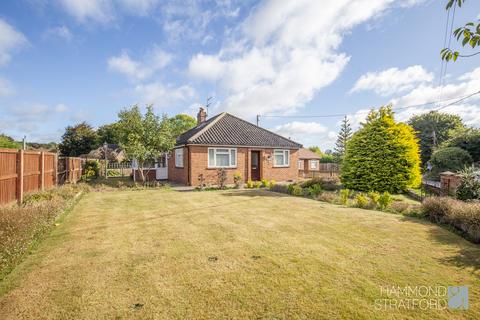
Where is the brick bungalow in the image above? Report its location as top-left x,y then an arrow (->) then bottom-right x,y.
168,108 -> 302,186
298,148 -> 321,173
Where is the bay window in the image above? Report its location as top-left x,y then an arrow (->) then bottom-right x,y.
208,148 -> 237,168
274,149 -> 290,167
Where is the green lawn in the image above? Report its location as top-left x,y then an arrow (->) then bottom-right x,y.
0,189 -> 479,319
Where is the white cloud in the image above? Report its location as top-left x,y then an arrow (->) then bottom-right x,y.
271,121 -> 336,148
57,0 -> 114,23
188,0 -> 423,117
350,65 -> 434,96
54,103 -> 69,112
0,19 -> 28,66
119,0 -> 159,16
348,66 -> 480,130
134,82 -> 196,108
44,26 -> 73,41
107,46 -> 172,80
0,77 -> 15,96
56,0 -> 159,23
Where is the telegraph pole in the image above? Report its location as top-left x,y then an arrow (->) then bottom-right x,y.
256,115 -> 260,126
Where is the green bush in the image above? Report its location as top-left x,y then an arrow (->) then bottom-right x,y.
83,160 -> 100,178
269,180 -> 276,188
456,166 -> 480,201
317,192 -> 338,204
307,184 -> 323,198
422,197 -> 480,243
429,147 -> 473,178
233,172 -> 242,188
339,189 -> 353,205
289,184 -> 303,196
253,181 -> 262,188
246,180 -> 254,189
300,177 -> 324,188
355,193 -> 369,208
341,106 -> 421,193
378,192 -> 393,210
261,179 -> 269,188
367,191 -> 380,208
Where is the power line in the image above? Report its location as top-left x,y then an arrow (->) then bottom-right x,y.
257,90 -> 480,121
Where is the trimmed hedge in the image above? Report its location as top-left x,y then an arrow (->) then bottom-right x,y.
422,197 -> 480,243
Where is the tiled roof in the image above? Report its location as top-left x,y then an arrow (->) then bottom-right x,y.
176,113 -> 302,149
298,148 -> 322,160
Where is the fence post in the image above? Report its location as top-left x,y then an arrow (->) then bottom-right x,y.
54,153 -> 58,186
66,157 -> 70,183
40,151 -> 45,191
17,149 -> 24,204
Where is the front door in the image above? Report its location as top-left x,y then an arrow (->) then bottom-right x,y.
155,154 -> 168,180
251,151 -> 260,181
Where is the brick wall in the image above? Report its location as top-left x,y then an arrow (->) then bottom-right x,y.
180,146 -> 298,186
168,147 -> 189,185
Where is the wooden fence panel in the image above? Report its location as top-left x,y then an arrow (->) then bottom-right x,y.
0,148 -> 83,205
0,149 -> 18,205
44,153 -> 55,188
23,152 -> 41,194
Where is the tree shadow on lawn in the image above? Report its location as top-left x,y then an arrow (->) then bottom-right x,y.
399,215 -> 480,276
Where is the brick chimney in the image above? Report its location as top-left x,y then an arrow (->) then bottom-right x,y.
197,107 -> 207,125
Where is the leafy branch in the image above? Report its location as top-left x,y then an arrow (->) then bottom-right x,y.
441,0 -> 480,61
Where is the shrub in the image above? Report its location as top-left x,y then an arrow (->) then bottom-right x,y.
339,189 -> 353,205
233,172 -> 242,189
422,197 -> 480,243
301,177 -> 324,189
289,184 -> 303,196
217,168 -> 227,189
261,179 -> 269,188
378,192 -> 393,210
367,191 -> 380,208
246,180 -> 254,189
83,160 -> 100,178
322,178 -> 341,191
254,181 -> 262,188
307,184 -> 323,198
355,193 -> 369,208
269,180 -> 276,188
341,106 -> 421,193
456,166 -> 480,201
429,147 -> 473,179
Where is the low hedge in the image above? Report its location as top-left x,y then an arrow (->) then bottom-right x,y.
422,197 -> 480,243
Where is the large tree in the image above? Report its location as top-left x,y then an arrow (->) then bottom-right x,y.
333,116 -> 352,163
97,122 -> 123,146
442,127 -> 480,162
59,122 -> 98,156
341,106 -> 421,193
408,111 -> 464,165
308,146 -> 322,155
117,105 -> 175,182
168,114 -> 197,137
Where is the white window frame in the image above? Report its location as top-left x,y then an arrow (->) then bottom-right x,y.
174,148 -> 184,168
208,147 -> 237,168
310,160 -> 319,170
273,149 -> 290,167
298,160 -> 303,170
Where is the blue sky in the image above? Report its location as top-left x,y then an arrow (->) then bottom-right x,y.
0,0 -> 479,150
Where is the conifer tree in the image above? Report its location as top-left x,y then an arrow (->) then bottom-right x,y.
341,106 -> 421,193
334,116 -> 352,163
